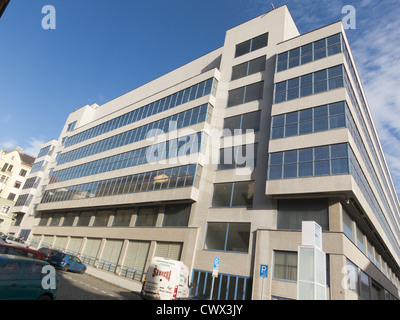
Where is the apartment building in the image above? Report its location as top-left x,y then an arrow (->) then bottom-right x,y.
0,147 -> 35,234
9,140 -> 58,240
16,5 -> 400,300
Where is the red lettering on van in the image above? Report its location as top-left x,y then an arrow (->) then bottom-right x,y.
152,266 -> 172,281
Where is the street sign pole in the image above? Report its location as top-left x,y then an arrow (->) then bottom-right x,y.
259,265 -> 268,300
210,258 -> 220,300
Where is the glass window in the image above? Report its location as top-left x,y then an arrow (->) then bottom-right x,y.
21,263 -> 43,280
113,209 -> 132,227
345,259 -> 359,295
212,182 -> 253,208
218,147 -> 235,170
0,262 -> 20,280
356,226 -> 365,253
288,48 -> 300,68
301,43 -> 313,64
227,87 -> 245,107
225,223 -> 250,253
231,181 -> 254,207
242,111 -> 260,132
135,207 -> 158,227
163,204 -> 191,227
248,56 -> 266,75
274,251 -> 297,281
360,271 -> 371,300
251,33 -> 268,51
231,62 -> 248,81
343,209 -> 354,242
212,183 -> 233,207
277,198 -> 329,231
223,115 -> 241,135
204,223 -> 227,251
77,211 -> 93,227
235,40 -> 251,58
277,52 -> 288,72
204,222 -> 250,253
244,81 -> 264,103
62,212 -> 76,226
313,39 -> 327,60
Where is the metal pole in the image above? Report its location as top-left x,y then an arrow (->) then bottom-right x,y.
210,276 -> 215,300
261,277 -> 265,300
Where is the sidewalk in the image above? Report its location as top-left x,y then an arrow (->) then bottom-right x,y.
86,265 -> 143,293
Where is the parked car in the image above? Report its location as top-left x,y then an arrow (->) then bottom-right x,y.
49,252 -> 86,274
0,244 -> 43,260
3,236 -> 28,248
0,254 -> 59,300
38,247 -> 60,261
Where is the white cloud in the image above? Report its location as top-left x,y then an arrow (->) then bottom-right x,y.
0,137 -> 45,157
23,137 -> 46,157
0,139 -> 18,150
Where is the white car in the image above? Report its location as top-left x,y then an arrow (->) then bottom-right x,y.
3,236 -> 28,248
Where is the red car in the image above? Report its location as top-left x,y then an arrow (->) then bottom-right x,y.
0,244 -> 43,260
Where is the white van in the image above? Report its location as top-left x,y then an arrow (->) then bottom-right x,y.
141,257 -> 190,300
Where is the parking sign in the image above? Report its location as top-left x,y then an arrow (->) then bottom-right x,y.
260,264 -> 268,278
213,258 -> 220,270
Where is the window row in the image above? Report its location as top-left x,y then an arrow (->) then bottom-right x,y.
271,101 -> 347,139
274,65 -> 344,104
349,147 -> 400,258
345,259 -> 397,300
276,33 -> 343,72
31,235 -> 182,281
15,194 -> 34,207
218,143 -> 258,170
268,143 -> 350,180
41,164 -> 202,204
343,67 -> 400,257
343,209 -> 400,290
211,181 -> 254,208
235,33 -> 268,58
50,132 -> 205,184
1,163 -> 13,173
231,55 -> 266,81
23,177 -> 41,190
39,203 -> 191,229
58,104 -> 212,165
30,160 -> 46,174
37,145 -> 53,158
64,78 -> 217,148
228,81 -> 264,108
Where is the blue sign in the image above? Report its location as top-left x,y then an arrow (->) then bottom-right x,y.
260,265 -> 268,278
214,258 -> 220,270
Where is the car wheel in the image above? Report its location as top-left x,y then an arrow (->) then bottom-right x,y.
79,267 -> 86,274
37,294 -> 52,300
62,264 -> 70,271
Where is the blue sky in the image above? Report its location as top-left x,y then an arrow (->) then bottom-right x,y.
1,0 -> 400,195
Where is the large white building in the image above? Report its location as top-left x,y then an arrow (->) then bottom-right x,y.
13,5 -> 400,300
0,147 -> 35,234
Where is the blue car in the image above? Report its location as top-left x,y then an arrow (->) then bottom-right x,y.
50,252 -> 86,274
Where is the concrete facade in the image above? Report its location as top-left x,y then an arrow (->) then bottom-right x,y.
12,6 -> 400,300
